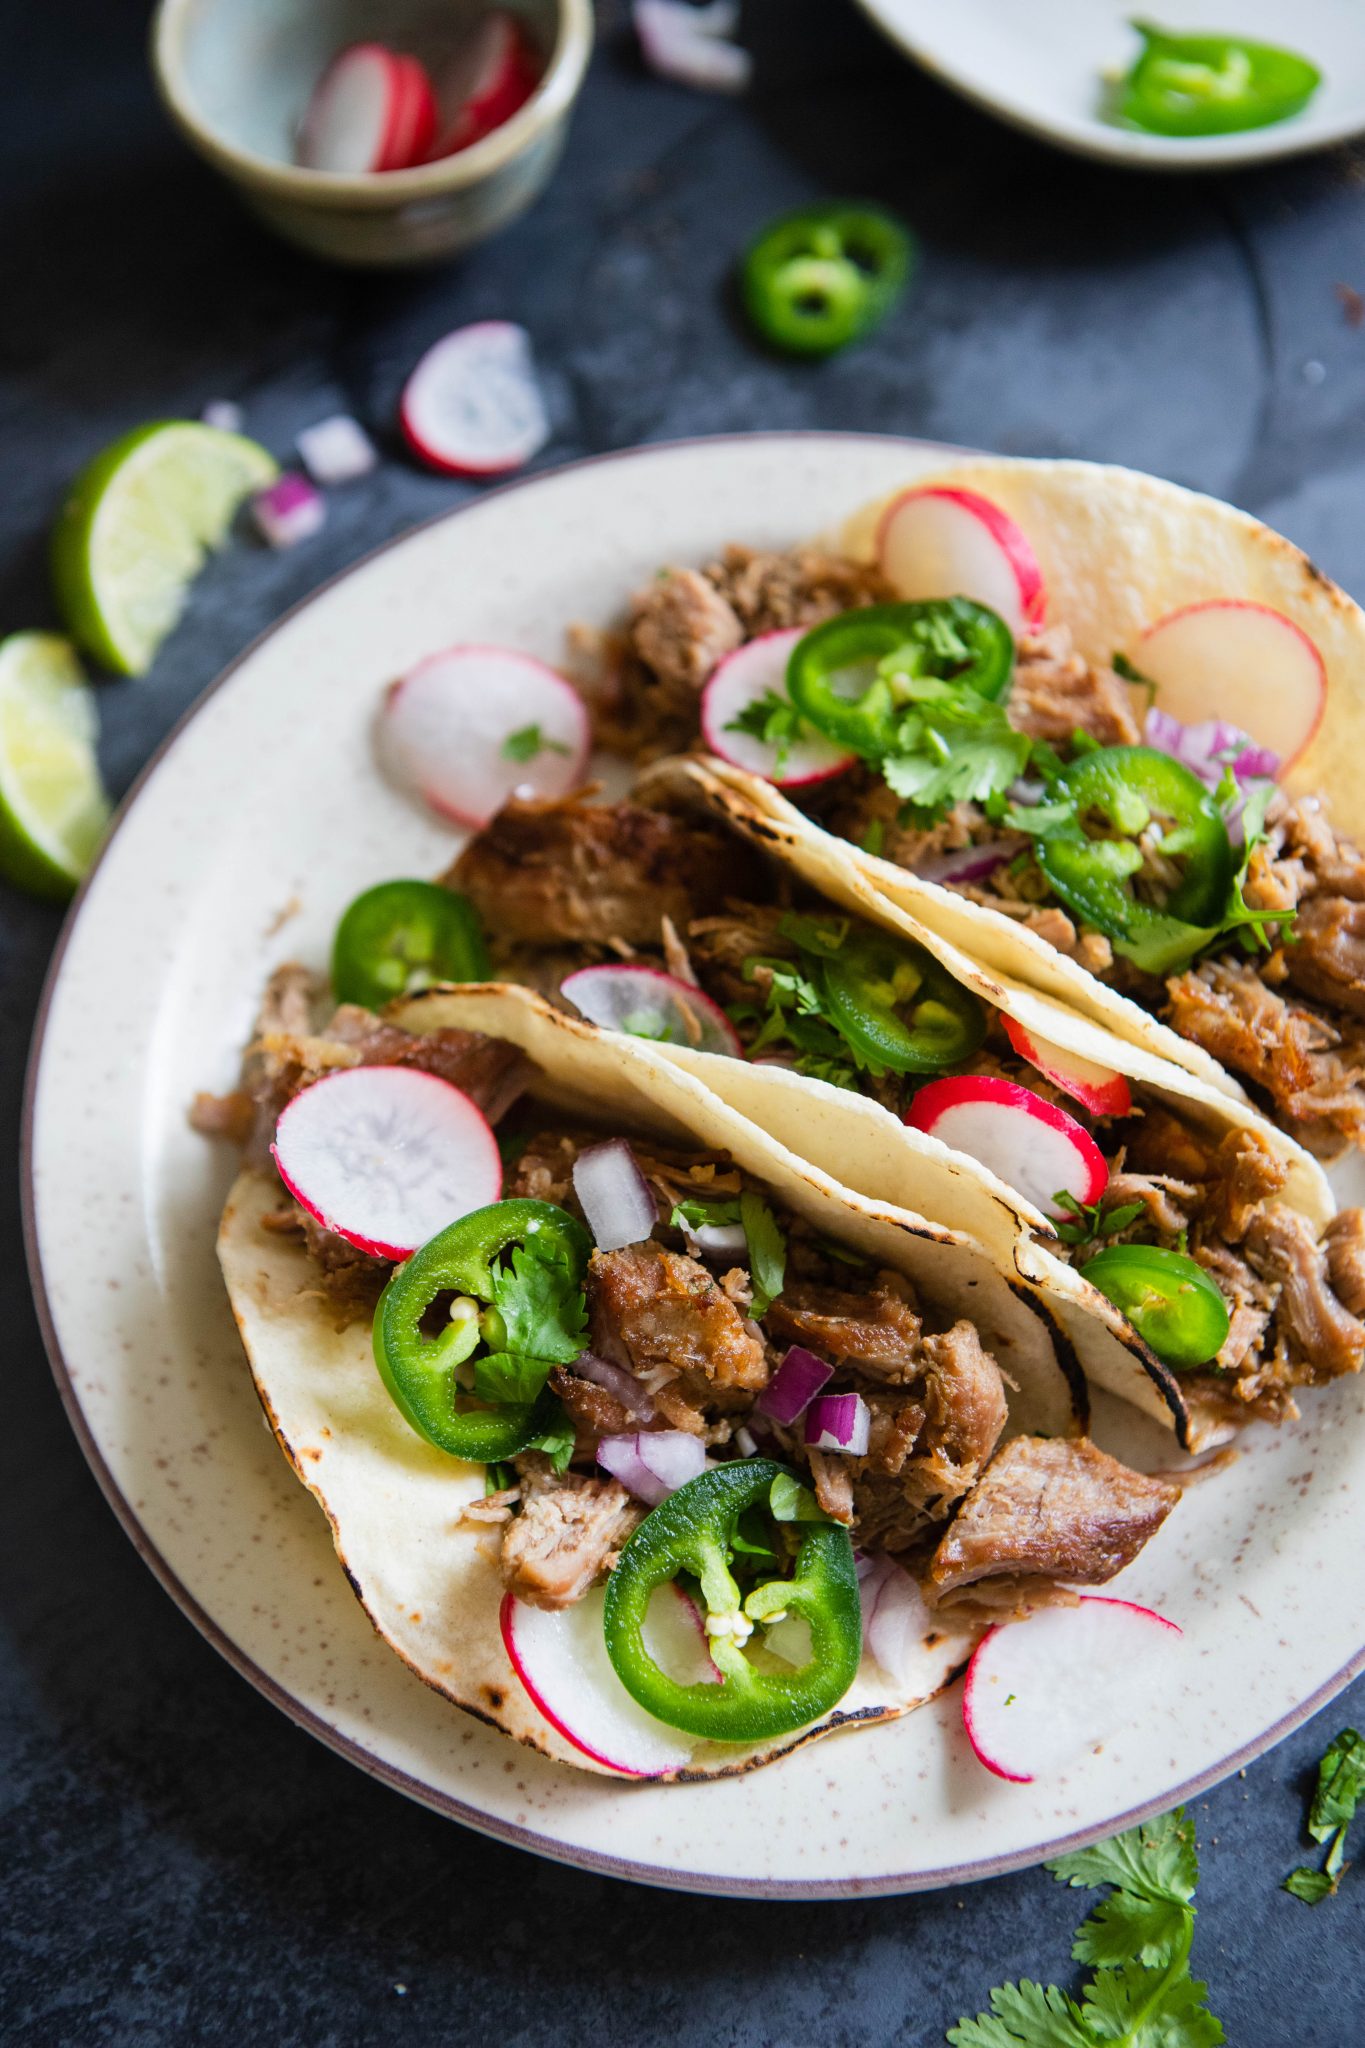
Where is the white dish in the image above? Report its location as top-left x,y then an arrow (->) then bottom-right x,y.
855,1 -> 1365,170
23,431 -> 1365,1896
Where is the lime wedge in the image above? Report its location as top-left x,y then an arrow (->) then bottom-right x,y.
51,421 -> 278,676
0,633 -> 112,899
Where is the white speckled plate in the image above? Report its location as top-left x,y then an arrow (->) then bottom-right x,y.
23,433 -> 1365,1896
855,0 -> 1365,170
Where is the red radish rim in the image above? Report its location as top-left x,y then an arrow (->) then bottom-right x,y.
560,962 -> 744,1056
1000,1014 -> 1133,1121
383,643 -> 591,830
904,1071 -> 1109,1212
269,1066 -> 502,1262
962,1597 -> 1184,1784
299,43 -> 404,176
399,322 -> 548,479
382,54 -> 439,171
874,485 -> 1047,629
499,1592 -> 646,1776
1135,597 -> 1327,770
700,629 -> 856,791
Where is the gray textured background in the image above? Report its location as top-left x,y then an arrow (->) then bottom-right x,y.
5,2 -> 1365,2040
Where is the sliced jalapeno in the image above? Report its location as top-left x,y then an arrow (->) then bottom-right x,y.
821,927 -> 986,1075
787,599 -> 1015,758
1080,1243 -> 1230,1368
332,879 -> 490,1010
740,205 -> 914,357
1115,22 -> 1321,138
603,1459 -> 862,1742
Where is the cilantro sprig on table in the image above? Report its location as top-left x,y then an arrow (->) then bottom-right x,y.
949,1808 -> 1224,2047
1284,1726 -> 1365,1904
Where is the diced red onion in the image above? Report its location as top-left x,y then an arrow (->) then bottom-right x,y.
758,1345 -> 834,1426
201,398 -> 244,433
634,0 -> 751,92
572,1140 -> 657,1252
1143,706 -> 1281,789
917,839 -> 1019,884
296,412 -> 378,486
573,1352 -> 655,1421
857,1551 -> 932,1685
734,1425 -> 758,1457
252,472 -> 326,549
690,1220 -> 749,1259
598,1431 -> 707,1505
804,1390 -> 870,1455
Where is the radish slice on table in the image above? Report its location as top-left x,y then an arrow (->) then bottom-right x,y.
877,486 -> 1046,635
298,44 -> 436,174
431,11 -> 540,156
904,1073 -> 1108,1220
1001,1015 -> 1132,1121
962,1596 -> 1182,1783
701,628 -> 856,789
401,321 -> 550,477
378,645 -> 589,830
1133,600 -> 1325,771
501,1583 -> 714,1777
560,964 -> 742,1056
271,1066 -> 501,1260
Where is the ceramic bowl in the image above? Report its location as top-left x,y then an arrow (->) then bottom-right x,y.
151,0 -> 592,267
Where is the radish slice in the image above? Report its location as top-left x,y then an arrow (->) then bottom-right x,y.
701,628 -> 856,789
378,645 -> 589,830
962,1596 -> 1182,1783
501,1582 -> 714,1777
270,1067 -> 501,1260
1134,600 -> 1325,772
400,321 -> 550,477
560,964 -> 742,1056
430,11 -> 540,157
877,486 -> 1046,635
298,44 -> 436,175
904,1073 -> 1108,1219
1001,1015 -> 1132,1121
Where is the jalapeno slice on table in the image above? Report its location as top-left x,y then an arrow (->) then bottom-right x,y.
821,927 -> 986,1075
332,879 -> 490,1010
1035,745 -> 1235,975
740,205 -> 914,357
787,599 -> 1015,756
1115,22 -> 1321,138
374,1200 -> 592,1462
603,1459 -> 862,1742
1080,1244 -> 1230,1369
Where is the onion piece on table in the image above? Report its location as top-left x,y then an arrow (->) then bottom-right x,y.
400,321 -> 550,477
877,486 -> 1046,636
904,1072 -> 1108,1222
804,1391 -> 869,1455
271,1066 -> 501,1259
597,1430 -> 708,1505
572,1139 -> 658,1252
758,1345 -> 834,1426
560,964 -> 742,1056
962,1596 -> 1182,1783
1001,1015 -> 1132,1122
378,644 -> 590,830
700,628 -> 856,789
634,0 -> 752,95
1133,600 -> 1324,771
252,473 -> 326,550
501,1582 -> 711,1777
296,413 -> 378,486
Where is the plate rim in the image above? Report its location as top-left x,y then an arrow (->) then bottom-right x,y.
21,428 -> 1365,1898
850,0 -> 1365,171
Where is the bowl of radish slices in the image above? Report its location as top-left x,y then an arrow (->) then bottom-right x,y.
152,0 -> 592,266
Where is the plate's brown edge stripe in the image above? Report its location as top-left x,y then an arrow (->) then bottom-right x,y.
21,430 -> 1365,1897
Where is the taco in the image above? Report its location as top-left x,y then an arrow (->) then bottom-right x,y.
210,975 -> 1181,1780
438,764 -> 1361,1450
604,458 -> 1365,1164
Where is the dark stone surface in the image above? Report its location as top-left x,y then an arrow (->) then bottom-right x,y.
4,2 -> 1365,2040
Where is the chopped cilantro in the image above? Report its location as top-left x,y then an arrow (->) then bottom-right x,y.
1284,1727 -> 1365,1905
1112,650 -> 1158,710
880,673 -> 1032,818
484,1461 -> 515,1495
1212,774 -> 1296,957
949,1807 -> 1223,2047
523,1417 -> 575,1474
861,817 -> 886,856
725,689 -> 813,777
501,722 -> 570,764
1052,1191 -> 1147,1248
670,1194 -> 742,1235
740,1190 -> 786,1317
473,1350 -> 553,1405
488,1231 -> 588,1365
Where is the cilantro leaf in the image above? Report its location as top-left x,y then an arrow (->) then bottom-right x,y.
947,1980 -> 1093,2048
1052,1191 -> 1147,1249
489,1232 -> 589,1365
1284,1865 -> 1339,1906
860,817 -> 886,856
472,1351 -> 553,1405
879,674 -> 1032,819
1079,1955 -> 1222,2047
1306,1727 -> 1365,1842
1049,1810 -> 1199,1908
1070,1888 -> 1190,1971
740,1190 -> 786,1317
502,723 -> 570,764
522,1415 -> 575,1474
725,689 -> 813,777
671,1195 -> 742,1234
